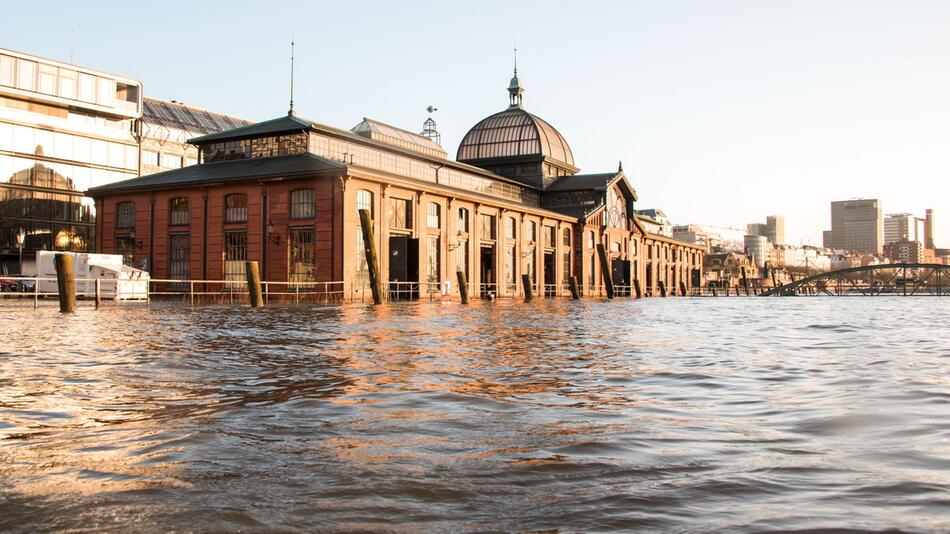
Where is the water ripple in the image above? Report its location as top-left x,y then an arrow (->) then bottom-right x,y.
0,297 -> 948,532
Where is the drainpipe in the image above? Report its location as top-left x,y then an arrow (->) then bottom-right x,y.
261,186 -> 268,280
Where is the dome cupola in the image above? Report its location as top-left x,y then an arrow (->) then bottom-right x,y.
456,63 -> 577,188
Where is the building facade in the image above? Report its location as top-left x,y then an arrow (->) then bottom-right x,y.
884,213 -> 915,244
138,98 -> 250,177
743,234 -> 770,268
672,224 -> 712,252
0,47 -> 143,275
822,199 -> 883,254
884,239 -> 925,264
88,73 -> 703,298
766,215 -> 784,245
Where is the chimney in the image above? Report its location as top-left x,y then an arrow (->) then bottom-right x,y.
924,209 -> 935,249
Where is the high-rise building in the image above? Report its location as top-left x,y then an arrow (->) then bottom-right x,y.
884,213 -> 915,244
822,199 -> 882,254
765,215 -> 784,245
743,234 -> 770,268
746,223 -> 767,237
0,47 -> 142,275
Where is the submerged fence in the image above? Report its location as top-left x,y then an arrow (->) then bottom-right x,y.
0,273 -> 716,308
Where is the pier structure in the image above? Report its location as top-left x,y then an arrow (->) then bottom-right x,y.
87,72 -> 703,301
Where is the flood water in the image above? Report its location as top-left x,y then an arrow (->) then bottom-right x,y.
0,297 -> 948,532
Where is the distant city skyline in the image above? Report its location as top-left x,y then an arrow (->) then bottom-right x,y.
4,0 -> 949,247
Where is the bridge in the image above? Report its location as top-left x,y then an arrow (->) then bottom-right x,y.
760,263 -> 950,297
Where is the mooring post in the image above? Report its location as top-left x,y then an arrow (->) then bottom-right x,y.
633,279 -> 642,299
568,275 -> 580,300
741,267 -> 750,296
95,277 -> 101,309
456,270 -> 469,304
596,243 -> 614,299
679,281 -> 687,297
245,260 -> 264,308
522,274 -> 533,301
358,209 -> 383,305
54,253 -> 76,314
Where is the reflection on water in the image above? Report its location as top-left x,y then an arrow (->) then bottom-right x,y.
1,298 -> 948,532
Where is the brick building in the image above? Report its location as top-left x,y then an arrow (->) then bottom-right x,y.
88,72 -> 703,298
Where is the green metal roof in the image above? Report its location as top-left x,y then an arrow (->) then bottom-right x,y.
545,172 -> 617,192
188,114 -> 312,144
87,153 -> 345,194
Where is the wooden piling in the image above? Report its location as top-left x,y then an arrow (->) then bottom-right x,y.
95,278 -> 101,309
595,243 -> 614,299
53,253 -> 76,314
358,208 -> 383,305
771,269 -> 778,289
679,281 -> 688,297
633,279 -> 642,299
245,261 -> 264,308
568,275 -> 580,300
522,274 -> 533,301
456,270 -> 469,304
658,280 -> 667,297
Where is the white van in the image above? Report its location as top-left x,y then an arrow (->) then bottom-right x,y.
36,251 -> 149,301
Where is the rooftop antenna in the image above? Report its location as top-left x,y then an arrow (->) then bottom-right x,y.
288,37 -> 295,116
513,42 -> 518,76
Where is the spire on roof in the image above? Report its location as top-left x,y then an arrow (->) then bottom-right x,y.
507,46 -> 524,110
288,37 -> 296,116
618,160 -> 623,173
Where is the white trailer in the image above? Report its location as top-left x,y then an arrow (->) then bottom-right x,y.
36,251 -> 149,301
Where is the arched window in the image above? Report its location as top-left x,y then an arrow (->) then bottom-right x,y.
427,202 -> 441,229
506,217 -> 517,240
169,197 -> 189,226
290,188 -> 315,219
526,221 -> 537,243
606,188 -> 626,229
356,189 -> 373,219
563,228 -> 572,247
224,193 -> 247,223
457,207 -> 469,233
355,190 -> 374,283
116,201 -> 134,228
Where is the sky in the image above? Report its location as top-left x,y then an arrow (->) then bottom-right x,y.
6,0 -> 950,247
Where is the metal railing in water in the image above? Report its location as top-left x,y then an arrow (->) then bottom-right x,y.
1,274 -> 723,307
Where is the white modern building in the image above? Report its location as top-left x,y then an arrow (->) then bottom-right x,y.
0,47 -> 143,275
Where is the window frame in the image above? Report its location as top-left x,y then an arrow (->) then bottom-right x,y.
169,197 -> 189,226
115,201 -> 135,229
290,188 -> 315,220
224,193 -> 248,223
427,202 -> 441,229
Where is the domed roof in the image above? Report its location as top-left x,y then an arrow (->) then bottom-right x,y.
456,108 -> 574,166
